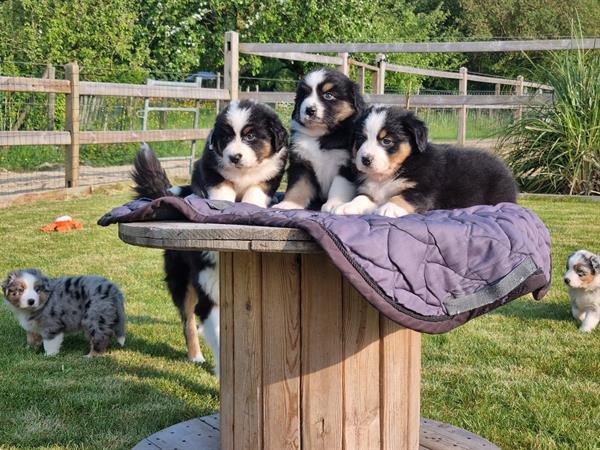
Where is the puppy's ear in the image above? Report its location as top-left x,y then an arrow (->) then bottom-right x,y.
270,116 -> 289,153
403,113 -> 428,153
350,81 -> 366,114
566,252 -> 576,270
590,255 -> 600,273
2,272 -> 16,293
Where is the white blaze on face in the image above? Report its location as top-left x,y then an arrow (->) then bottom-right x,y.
223,102 -> 257,168
299,69 -> 326,124
19,272 -> 40,309
356,109 -> 390,176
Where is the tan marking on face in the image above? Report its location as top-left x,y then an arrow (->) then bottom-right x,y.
389,195 -> 416,213
378,129 -> 388,140
283,175 -> 316,208
256,139 -> 274,161
333,100 -> 355,123
183,283 -> 202,361
388,142 -> 412,171
3,279 -> 26,307
574,263 -> 595,287
322,82 -> 334,92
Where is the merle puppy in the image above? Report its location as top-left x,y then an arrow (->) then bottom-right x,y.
2,269 -> 126,356
334,105 -> 518,217
274,68 -> 365,211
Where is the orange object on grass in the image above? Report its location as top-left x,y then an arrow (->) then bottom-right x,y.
40,215 -> 83,232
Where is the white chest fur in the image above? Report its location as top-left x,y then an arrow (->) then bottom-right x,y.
292,132 -> 348,196
218,150 -> 286,196
5,301 -> 39,333
358,177 -> 416,205
570,287 -> 600,310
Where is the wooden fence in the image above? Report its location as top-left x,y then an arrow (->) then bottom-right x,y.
2,32 -> 598,190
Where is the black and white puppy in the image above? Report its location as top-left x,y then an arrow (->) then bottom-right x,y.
274,68 -> 365,211
564,250 -> 600,333
334,106 -> 518,217
132,100 -> 288,377
2,269 -> 126,356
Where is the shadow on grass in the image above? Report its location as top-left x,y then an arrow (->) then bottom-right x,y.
492,299 -> 572,322
128,314 -> 175,325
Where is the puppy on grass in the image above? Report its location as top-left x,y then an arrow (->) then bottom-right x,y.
564,250 -> 600,333
2,269 -> 126,356
334,106 -> 518,217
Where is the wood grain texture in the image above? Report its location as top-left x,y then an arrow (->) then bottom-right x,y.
233,252 -> 263,450
301,254 -> 344,450
342,280 -> 381,450
219,252 -> 234,450
78,81 -> 230,100
79,129 -> 211,144
262,253 -> 301,450
380,317 -> 421,450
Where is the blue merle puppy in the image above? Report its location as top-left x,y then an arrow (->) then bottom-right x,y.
2,269 -> 126,356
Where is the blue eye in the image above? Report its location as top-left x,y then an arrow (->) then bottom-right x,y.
244,132 -> 256,142
323,92 -> 335,101
381,137 -> 393,146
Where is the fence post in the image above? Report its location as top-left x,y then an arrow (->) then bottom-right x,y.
515,75 -> 524,121
64,62 -> 80,188
494,83 -> 501,96
457,67 -> 467,146
338,52 -> 349,75
376,53 -> 386,95
356,66 -> 365,94
47,64 -> 56,130
216,73 -> 222,112
224,31 -> 239,102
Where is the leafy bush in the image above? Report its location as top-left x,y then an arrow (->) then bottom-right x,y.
501,44 -> 600,195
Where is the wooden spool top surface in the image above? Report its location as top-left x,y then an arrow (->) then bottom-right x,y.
118,221 -> 321,253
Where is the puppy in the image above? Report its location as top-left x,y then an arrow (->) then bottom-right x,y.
132,100 -> 288,377
275,68 -> 365,211
564,250 -> 600,333
2,269 -> 126,356
335,106 -> 518,217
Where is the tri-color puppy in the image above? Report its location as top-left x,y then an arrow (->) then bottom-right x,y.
2,269 -> 126,356
564,250 -> 600,333
275,68 -> 365,211
334,106 -> 518,217
132,100 -> 288,377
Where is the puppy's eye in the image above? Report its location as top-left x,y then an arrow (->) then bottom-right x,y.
323,92 -> 335,101
381,137 -> 393,146
244,132 -> 256,142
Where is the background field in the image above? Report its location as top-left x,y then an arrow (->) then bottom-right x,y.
0,191 -> 598,450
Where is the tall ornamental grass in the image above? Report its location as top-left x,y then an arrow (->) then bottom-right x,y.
501,46 -> 600,195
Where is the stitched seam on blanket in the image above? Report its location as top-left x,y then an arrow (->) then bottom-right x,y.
443,256 -> 538,315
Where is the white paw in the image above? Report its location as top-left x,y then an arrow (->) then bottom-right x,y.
375,202 -> 409,218
321,199 -> 344,213
190,354 -> 206,364
578,326 -> 594,333
333,201 -> 374,216
273,201 -> 303,210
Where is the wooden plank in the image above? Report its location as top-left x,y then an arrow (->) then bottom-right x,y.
0,76 -> 70,94
47,65 -> 56,130
65,62 -> 80,188
338,52 -> 349,75
348,58 -> 379,72
219,252 -> 234,450
356,66 -> 366,95
376,54 -> 386,94
364,94 -> 551,106
244,50 -> 343,65
233,252 -> 263,450
301,254 -> 343,450
380,318 -> 421,450
239,91 -> 295,102
79,81 -> 230,100
419,418 -> 500,450
0,131 -> 71,146
457,67 -> 468,146
262,253 -> 301,450
386,62 -> 462,80
79,128 -> 211,144
239,38 -> 600,54
342,281 -> 381,450
131,417 -> 219,450
224,31 -> 239,102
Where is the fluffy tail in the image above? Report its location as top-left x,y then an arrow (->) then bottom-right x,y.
131,143 -> 172,199
114,289 -> 126,346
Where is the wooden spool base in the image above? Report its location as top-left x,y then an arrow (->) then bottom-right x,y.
132,414 -> 500,450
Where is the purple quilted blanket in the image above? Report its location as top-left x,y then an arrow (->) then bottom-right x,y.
98,196 -> 552,334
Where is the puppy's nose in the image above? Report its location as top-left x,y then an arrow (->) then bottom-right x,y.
564,277 -> 570,285
27,298 -> 35,306
229,153 -> 242,164
361,155 -> 373,167
305,106 -> 316,117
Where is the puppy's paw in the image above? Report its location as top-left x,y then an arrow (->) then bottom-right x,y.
578,325 -> 594,333
321,199 -> 344,213
273,201 -> 303,210
189,354 -> 206,364
375,202 -> 409,218
333,201 -> 375,216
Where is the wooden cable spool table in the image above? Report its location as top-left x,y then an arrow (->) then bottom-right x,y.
121,222 -> 499,450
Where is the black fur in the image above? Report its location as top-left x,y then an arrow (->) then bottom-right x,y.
354,106 -> 518,212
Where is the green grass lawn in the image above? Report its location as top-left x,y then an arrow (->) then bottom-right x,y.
0,192 -> 598,449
